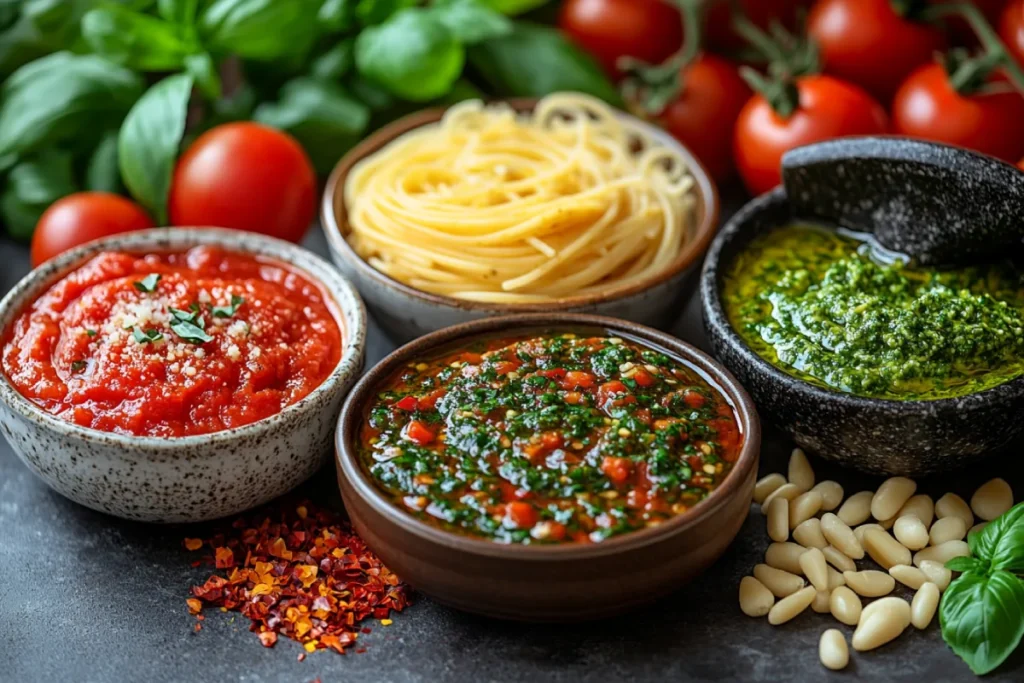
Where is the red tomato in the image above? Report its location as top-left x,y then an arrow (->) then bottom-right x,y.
658,54 -> 750,182
600,456 -> 633,485
395,396 -> 418,411
561,370 -> 595,390
404,420 -> 434,446
705,0 -> 807,53
168,123 -> 316,244
631,368 -> 656,387
558,0 -> 683,78
682,389 -> 706,408
734,75 -> 889,196
808,0 -> 945,103
504,501 -> 538,529
1001,0 -> 1024,67
597,380 -> 628,405
31,192 -> 154,267
892,63 -> 1024,163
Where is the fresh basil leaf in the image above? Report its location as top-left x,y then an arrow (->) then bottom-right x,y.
171,318 -> 213,344
84,132 -> 122,193
345,73 -> 396,112
118,73 -> 193,224
430,0 -> 511,44
71,360 -> 87,372
0,52 -> 144,158
199,0 -> 320,61
355,8 -> 463,102
356,0 -> 415,26
134,273 -> 162,292
0,148 -> 77,241
468,22 -> 621,105
0,0 -> 92,78
211,294 -> 244,318
82,6 -> 193,71
254,77 -> 369,174
946,556 -> 988,574
86,329 -> 97,337
310,38 -> 354,82
158,0 -> 199,24
940,570 -> 1024,675
972,502 -> 1024,572
133,327 -> 164,344
184,51 -> 222,99
479,0 -> 550,14
318,0 -> 355,31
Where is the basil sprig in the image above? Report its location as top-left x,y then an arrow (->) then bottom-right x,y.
133,273 -> 161,293
169,305 -> 213,344
941,501 -> 1024,675
211,294 -> 244,318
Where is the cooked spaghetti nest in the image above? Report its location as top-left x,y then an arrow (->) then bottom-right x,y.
343,92 -> 697,303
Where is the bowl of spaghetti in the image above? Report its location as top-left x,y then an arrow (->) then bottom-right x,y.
321,93 -> 719,342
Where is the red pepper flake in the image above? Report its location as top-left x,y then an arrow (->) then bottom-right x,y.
185,500 -> 411,655
184,538 -> 203,551
194,622 -> 202,632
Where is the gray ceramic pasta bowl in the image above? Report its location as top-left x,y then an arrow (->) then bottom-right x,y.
321,99 -> 719,344
0,228 -> 367,523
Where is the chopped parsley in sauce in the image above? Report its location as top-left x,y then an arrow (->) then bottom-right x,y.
723,224 -> 1024,400
359,332 -> 742,544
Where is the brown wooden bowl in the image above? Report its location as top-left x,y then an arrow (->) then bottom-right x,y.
320,99 -> 720,343
335,313 -> 760,621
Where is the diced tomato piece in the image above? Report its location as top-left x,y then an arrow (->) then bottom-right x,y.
683,390 -> 706,408
460,352 -> 483,364
395,395 -> 418,411
600,456 -> 633,485
541,431 -> 563,450
523,442 -> 546,462
688,455 -> 703,469
494,361 -> 519,375
505,501 -> 537,529
632,368 -> 656,387
627,488 -> 648,508
405,420 -> 434,445
543,521 -> 567,541
537,368 -> 567,381
709,418 -> 740,455
597,380 -> 628,405
563,391 -> 582,405
417,389 -> 446,411
634,408 -> 651,424
560,370 -> 595,390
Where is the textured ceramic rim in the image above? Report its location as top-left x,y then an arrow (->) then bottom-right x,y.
0,227 -> 367,451
320,98 -> 720,313
336,313 -> 760,561
700,187 -> 1024,411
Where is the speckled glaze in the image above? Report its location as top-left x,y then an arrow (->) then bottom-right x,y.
320,100 -> 719,343
0,228 -> 367,523
701,188 -> 1024,476
335,314 -> 760,621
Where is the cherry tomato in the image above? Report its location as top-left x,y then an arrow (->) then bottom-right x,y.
892,63 -> 1024,163
657,54 -> 750,182
600,456 -> 633,485
558,0 -> 683,78
734,75 -> 889,196
1000,0 -> 1024,67
808,0 -> 945,103
168,122 -> 316,244
404,420 -> 435,446
31,192 -> 154,267
705,0 -> 807,54
504,501 -> 538,529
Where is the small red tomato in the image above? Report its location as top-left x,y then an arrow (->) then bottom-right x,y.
537,368 -> 567,381
631,368 -> 656,387
597,380 -> 628,405
808,0 -> 946,103
657,54 -> 750,182
505,501 -> 538,529
31,192 -> 154,267
395,396 -> 418,411
600,456 -> 633,485
541,431 -> 564,450
558,0 -> 683,78
561,370 -> 595,390
168,122 -> 316,244
404,420 -> 434,446
1001,0 -> 1024,67
892,63 -> 1024,163
734,75 -> 889,196
682,389 -> 706,408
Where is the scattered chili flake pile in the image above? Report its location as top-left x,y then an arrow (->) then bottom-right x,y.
185,501 -> 410,654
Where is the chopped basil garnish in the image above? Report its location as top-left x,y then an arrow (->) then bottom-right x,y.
171,319 -> 213,344
71,360 -> 86,372
212,295 -> 244,318
85,329 -> 97,337
132,327 -> 164,344
133,274 -> 161,293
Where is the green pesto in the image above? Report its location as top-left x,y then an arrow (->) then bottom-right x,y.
722,224 -> 1024,401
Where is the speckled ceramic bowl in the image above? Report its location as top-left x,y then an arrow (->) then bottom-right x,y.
0,228 -> 367,523
321,99 -> 719,343
701,188 -> 1024,476
335,314 -> 760,621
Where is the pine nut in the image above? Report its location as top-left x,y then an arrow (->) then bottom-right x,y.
935,492 -> 974,529
893,515 -> 929,550
793,518 -> 828,549
918,560 -> 952,591
768,586 -> 817,625
971,478 -> 1013,521
739,576 -> 775,617
843,570 -> 896,597
911,582 -> 939,630
829,585 -> 862,626
827,566 -> 847,590
789,491 -> 823,529
889,564 -> 927,590
754,563 -> 805,598
788,448 -> 815,490
812,589 -> 832,614
872,477 -> 917,521
753,473 -> 787,504
863,527 -> 912,569
969,522 -> 988,537
852,597 -> 911,651
800,547 -> 829,591
812,480 -> 844,511
819,629 -> 849,670
821,513 -> 864,560
929,516 -> 967,546
896,494 -> 935,527
766,542 -> 806,575
762,483 -> 805,510
914,540 -> 970,568
767,497 -> 789,542
837,491 -> 874,526
854,523 -> 885,546
822,545 -> 856,572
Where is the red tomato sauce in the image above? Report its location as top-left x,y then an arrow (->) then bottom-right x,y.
2,246 -> 342,437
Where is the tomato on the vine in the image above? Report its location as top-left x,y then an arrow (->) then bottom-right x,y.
31,192 -> 154,268
734,75 -> 889,196
558,0 -> 683,78
168,122 -> 317,244
892,63 -> 1024,163
657,54 -> 750,182
807,0 -> 946,103
1000,0 -> 1024,67
705,0 -> 807,53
